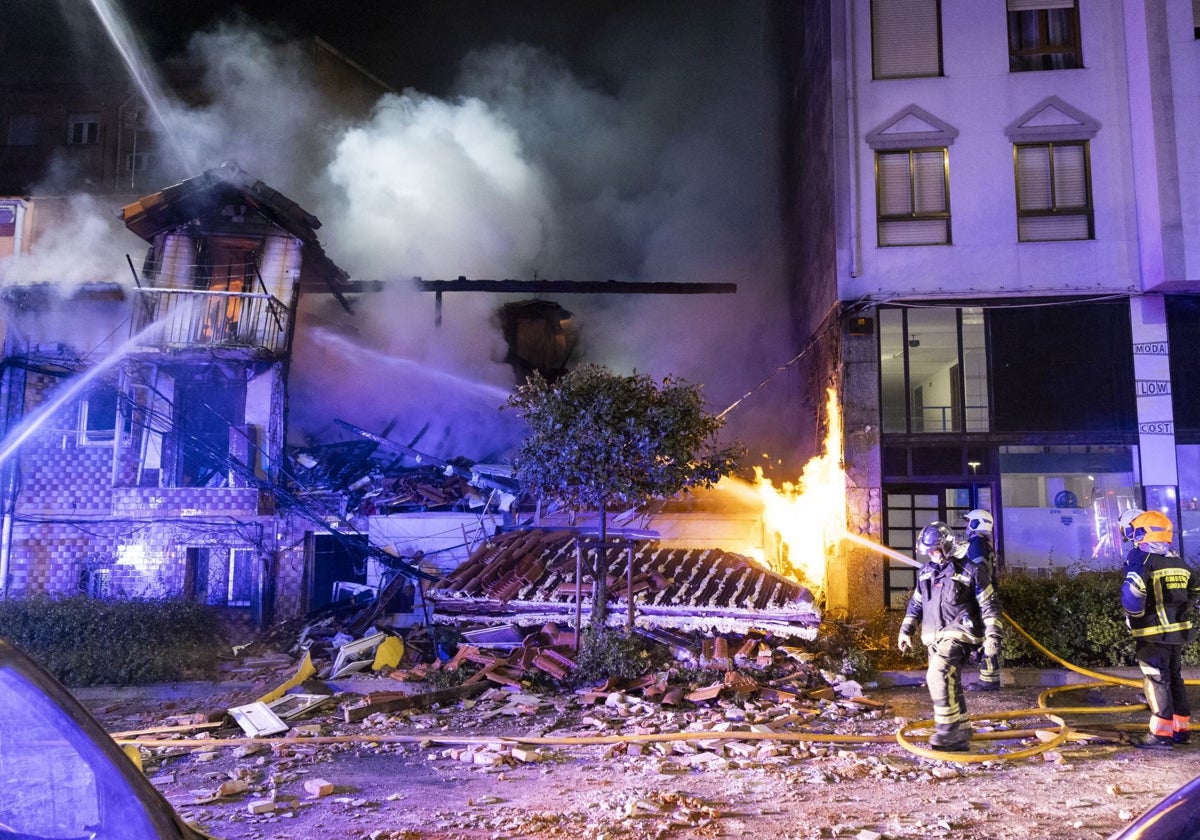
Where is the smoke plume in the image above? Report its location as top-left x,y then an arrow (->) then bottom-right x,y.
4,2 -> 803,470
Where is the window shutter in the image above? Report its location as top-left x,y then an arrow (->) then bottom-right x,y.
880,219 -> 948,246
1051,144 -> 1087,208
1007,0 -> 1074,10
1015,146 -> 1052,211
1019,216 -> 1089,241
872,0 -> 941,79
878,153 -> 914,215
912,151 -> 947,213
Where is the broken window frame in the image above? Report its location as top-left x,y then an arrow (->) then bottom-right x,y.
78,385 -> 118,446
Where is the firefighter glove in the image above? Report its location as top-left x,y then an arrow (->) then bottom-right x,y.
897,633 -> 913,654
983,636 -> 1000,657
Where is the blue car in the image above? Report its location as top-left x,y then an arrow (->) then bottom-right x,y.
1109,775 -> 1200,840
0,638 -> 212,839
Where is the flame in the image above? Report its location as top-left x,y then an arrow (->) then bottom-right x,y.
723,387 -> 846,593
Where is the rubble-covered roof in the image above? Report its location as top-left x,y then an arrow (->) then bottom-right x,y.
429,529 -> 820,639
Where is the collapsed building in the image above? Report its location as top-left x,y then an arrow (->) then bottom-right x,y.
0,163 -> 820,640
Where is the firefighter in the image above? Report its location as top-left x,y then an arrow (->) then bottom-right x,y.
959,509 -> 1003,691
1121,510 -> 1200,748
897,521 -> 1003,752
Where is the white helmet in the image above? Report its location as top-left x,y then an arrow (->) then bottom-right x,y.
964,509 -> 994,537
1118,508 -> 1145,542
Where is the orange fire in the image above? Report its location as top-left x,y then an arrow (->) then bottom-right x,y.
722,388 -> 846,593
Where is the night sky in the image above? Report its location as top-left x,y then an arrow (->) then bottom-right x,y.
9,1 -> 697,95
2,0 -> 806,468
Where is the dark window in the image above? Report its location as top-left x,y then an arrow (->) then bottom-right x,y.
990,300 -> 1135,433
67,115 -> 99,145
1167,295 -> 1200,441
1007,1 -> 1082,72
6,115 -> 36,146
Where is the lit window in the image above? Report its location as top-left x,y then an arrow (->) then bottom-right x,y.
1007,0 -> 1082,72
871,0 -> 942,79
67,115 -> 99,145
1014,141 -> 1092,241
879,306 -> 989,434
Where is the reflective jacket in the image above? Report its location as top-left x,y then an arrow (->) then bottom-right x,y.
962,534 -> 1001,587
1122,550 -> 1199,644
899,556 -> 1002,647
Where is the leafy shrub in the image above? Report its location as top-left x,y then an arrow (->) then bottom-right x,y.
861,567 -> 1200,670
566,626 -> 667,688
0,595 -> 225,686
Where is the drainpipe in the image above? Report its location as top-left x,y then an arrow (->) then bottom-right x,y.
844,0 -> 861,279
0,462 -> 17,599
0,334 -> 27,598
11,200 -> 27,259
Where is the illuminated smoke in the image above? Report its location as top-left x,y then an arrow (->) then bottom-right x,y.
3,4 -> 800,467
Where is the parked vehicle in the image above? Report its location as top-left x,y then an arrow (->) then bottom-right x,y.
0,638 -> 212,839
1109,774 -> 1200,840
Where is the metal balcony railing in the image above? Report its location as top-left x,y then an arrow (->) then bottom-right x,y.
130,289 -> 290,354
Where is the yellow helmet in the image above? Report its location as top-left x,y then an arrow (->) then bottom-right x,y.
1130,510 -> 1173,546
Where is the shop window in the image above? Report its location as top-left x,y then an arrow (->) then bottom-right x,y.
879,305 -> 988,434
1007,0 -> 1082,72
1167,295 -> 1200,441
989,300 -> 1135,433
871,0 -> 942,79
1178,447 -> 1200,563
998,445 -> 1139,571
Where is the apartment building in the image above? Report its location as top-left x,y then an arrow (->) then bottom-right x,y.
776,1 -> 1200,614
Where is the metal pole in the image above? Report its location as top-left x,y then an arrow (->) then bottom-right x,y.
573,541 -> 583,652
626,544 -> 634,630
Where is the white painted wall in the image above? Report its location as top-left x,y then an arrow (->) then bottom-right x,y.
840,0 -> 1170,300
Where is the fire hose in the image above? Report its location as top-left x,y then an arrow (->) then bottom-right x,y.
895,610 -> 1200,763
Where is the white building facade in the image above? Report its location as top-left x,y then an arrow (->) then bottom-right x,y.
779,1 -> 1200,613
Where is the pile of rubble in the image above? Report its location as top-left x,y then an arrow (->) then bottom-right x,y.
105,623 -> 903,838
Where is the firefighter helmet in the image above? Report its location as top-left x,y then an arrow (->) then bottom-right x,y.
1130,510 -> 1173,546
1117,508 -> 1145,542
964,509 -> 994,537
917,521 -> 956,560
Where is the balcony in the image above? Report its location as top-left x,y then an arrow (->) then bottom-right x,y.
129,288 -> 290,355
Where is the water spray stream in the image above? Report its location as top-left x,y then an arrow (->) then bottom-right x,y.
86,0 -> 194,173
0,309 -> 180,468
841,531 -> 920,568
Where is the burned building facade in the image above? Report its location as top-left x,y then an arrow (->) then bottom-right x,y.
0,163 -> 353,628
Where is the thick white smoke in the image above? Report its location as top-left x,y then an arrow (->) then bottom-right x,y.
5,2 -> 803,468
